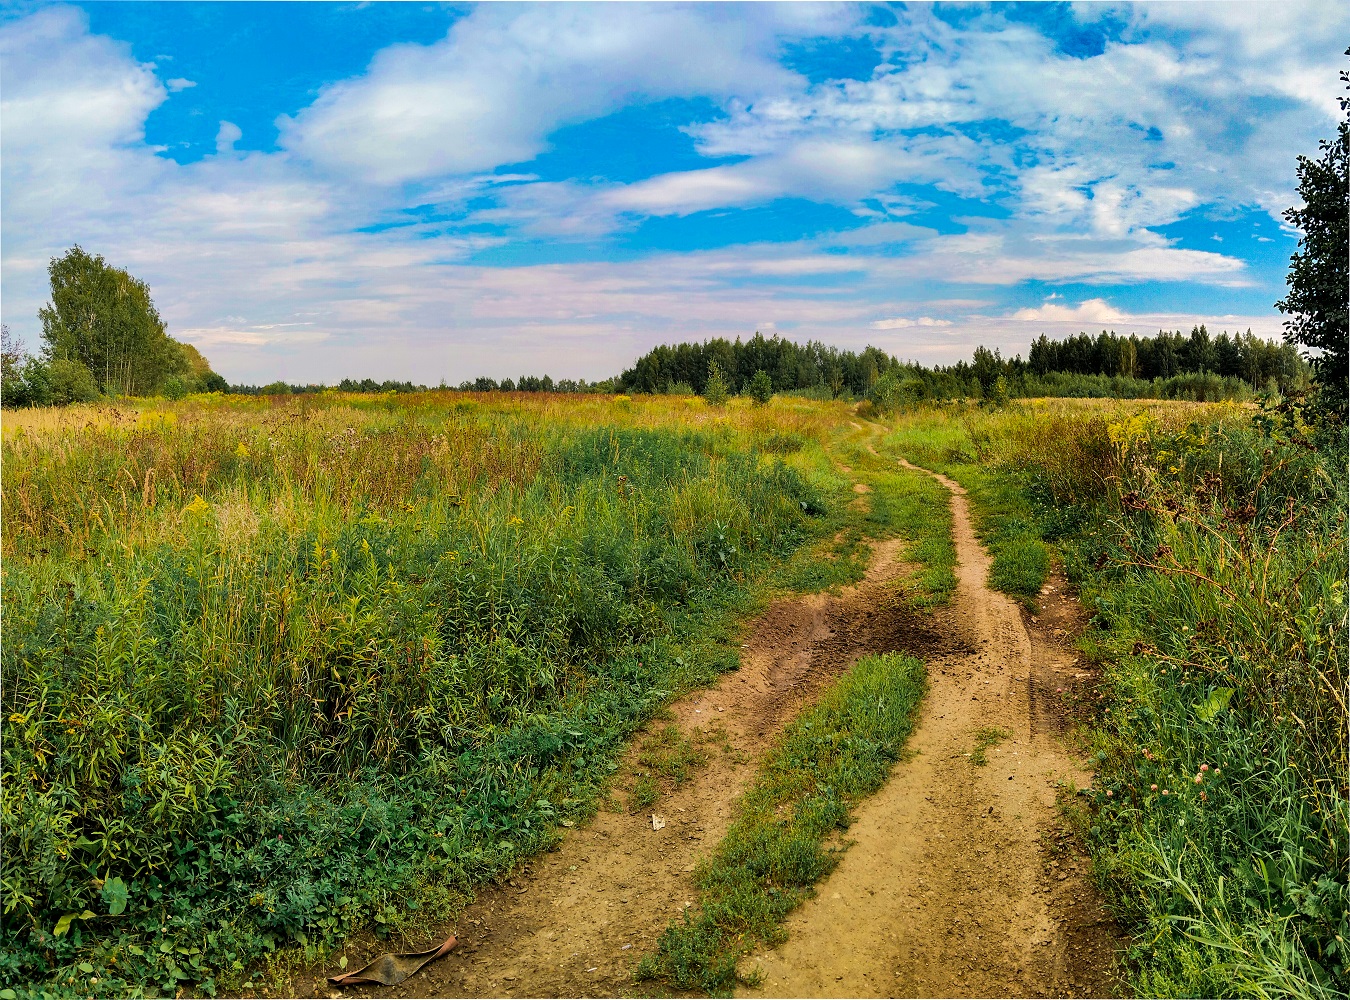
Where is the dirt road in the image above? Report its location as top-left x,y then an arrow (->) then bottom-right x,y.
308,459 -> 1120,999
738,461 -> 1120,998
307,536 -> 941,999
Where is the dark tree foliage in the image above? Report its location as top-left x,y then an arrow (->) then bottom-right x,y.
1276,49 -> 1349,421
615,331 -> 901,398
1026,328 -> 1302,389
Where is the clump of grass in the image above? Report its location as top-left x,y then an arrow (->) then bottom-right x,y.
637,652 -> 926,994
637,724 -> 708,785
628,775 -> 661,812
969,726 -> 1011,766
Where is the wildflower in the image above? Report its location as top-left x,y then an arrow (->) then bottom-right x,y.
1200,764 -> 1209,772
1162,789 -> 1169,796
1150,784 -> 1158,791
1105,790 -> 1113,798
235,442 -> 250,458
1194,774 -> 1203,784
1199,792 -> 1208,801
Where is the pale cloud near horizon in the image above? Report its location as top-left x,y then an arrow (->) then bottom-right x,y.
1,2 -> 1343,383
1011,297 -> 1128,324
872,317 -> 954,330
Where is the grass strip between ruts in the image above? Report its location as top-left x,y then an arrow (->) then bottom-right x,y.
637,651 -> 927,995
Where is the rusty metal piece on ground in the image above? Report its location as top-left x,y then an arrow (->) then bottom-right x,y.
328,935 -> 458,986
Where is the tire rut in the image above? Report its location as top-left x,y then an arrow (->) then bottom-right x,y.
302,537 -> 943,1000
737,458 -> 1123,998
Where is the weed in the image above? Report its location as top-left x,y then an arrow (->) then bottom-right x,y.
969,726 -> 1011,766
628,775 -> 661,812
637,725 -> 708,785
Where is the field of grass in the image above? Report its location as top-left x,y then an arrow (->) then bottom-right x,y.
0,390 -> 949,998
888,397 -> 1348,998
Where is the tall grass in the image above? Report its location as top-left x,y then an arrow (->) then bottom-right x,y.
887,398 -> 1348,998
1,391 -> 866,996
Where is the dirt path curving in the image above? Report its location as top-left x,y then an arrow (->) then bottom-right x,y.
738,460 -> 1121,998
304,535 -> 946,1000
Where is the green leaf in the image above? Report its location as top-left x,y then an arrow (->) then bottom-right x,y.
2,988 -> 18,998
53,910 -> 95,937
1195,686 -> 1235,723
78,962 -> 94,974
102,875 -> 129,916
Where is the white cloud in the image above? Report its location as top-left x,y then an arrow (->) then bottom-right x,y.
215,121 -> 242,154
0,5 -> 170,235
1010,298 -> 1128,323
277,4 -> 849,185
165,77 -> 196,92
871,317 -> 953,330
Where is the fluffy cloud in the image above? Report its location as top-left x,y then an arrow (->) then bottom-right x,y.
871,317 -> 953,330
276,4 -> 849,185
1010,297 -> 1127,323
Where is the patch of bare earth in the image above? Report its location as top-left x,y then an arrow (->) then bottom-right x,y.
300,533 -> 944,1000
738,462 -> 1122,998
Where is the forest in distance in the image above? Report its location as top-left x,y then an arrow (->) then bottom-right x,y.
224,326 -> 1305,405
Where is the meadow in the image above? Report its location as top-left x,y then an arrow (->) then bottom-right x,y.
0,390 -> 947,997
2,388 -> 1344,999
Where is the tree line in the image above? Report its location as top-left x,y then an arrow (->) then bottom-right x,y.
609,328 -> 1308,405
1026,328 -> 1302,385
227,374 -> 617,396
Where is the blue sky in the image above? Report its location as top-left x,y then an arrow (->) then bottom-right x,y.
2,2 -> 1346,384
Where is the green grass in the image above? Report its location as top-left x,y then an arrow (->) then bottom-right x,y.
776,431 -> 956,604
0,393 -> 954,998
636,652 -> 927,995
969,726 -> 1011,766
878,422 -> 1050,605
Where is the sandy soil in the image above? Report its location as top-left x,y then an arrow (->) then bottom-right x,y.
306,460 -> 1122,999
737,462 -> 1121,998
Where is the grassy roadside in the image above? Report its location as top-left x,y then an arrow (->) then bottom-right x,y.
884,398 -> 1348,999
636,652 -> 926,994
778,427 -> 956,604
